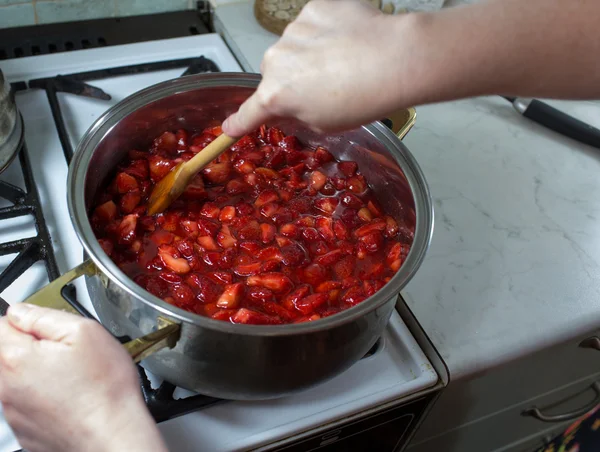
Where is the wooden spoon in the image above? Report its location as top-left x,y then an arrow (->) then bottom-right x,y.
147,133 -> 238,215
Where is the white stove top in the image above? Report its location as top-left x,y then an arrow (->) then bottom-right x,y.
0,34 -> 436,452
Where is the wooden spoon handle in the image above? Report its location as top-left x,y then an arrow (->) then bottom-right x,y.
180,133 -> 238,180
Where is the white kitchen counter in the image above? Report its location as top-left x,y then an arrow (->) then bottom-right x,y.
214,2 -> 600,380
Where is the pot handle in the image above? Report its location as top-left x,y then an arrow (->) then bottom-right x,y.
386,107 -> 417,140
22,259 -> 180,363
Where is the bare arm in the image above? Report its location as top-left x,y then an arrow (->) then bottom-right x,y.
223,0 -> 600,137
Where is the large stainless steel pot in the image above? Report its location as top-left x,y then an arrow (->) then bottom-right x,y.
26,73 -> 433,400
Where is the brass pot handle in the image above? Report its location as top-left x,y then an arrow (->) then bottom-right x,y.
21,259 -> 180,363
387,107 -> 417,140
522,381 -> 600,423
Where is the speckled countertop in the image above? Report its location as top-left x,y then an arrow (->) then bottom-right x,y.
214,1 -> 600,379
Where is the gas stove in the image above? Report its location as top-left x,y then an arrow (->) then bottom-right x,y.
0,24 -> 439,452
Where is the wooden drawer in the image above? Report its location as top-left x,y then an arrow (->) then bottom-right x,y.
408,373 -> 600,452
413,329 -> 600,441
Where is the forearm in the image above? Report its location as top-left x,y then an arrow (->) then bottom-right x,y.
397,0 -> 600,107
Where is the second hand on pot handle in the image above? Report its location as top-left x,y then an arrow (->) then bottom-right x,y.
147,132 -> 239,215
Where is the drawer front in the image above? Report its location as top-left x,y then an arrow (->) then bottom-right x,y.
409,374 -> 600,452
413,329 -> 600,441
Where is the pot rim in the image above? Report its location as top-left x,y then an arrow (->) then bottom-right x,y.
67,72 -> 434,336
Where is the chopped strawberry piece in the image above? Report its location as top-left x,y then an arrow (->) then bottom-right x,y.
255,167 -> 281,180
217,224 -> 237,248
346,176 -> 367,194
118,214 -> 138,244
275,236 -> 294,247
124,159 -> 149,180
363,279 -> 387,297
261,223 -> 277,243
205,125 -> 223,136
175,240 -> 195,258
279,135 -> 301,151
116,172 -> 139,193
145,276 -> 169,298
281,243 -> 306,266
294,293 -> 329,315
197,218 -> 220,237
314,197 -> 339,215
367,200 -> 383,217
154,131 -> 178,154
255,189 -> 279,207
314,146 -> 334,164
159,271 -> 183,284
216,283 -> 244,308
219,206 -> 236,222
226,178 -> 250,195
94,200 -> 117,222
197,235 -> 220,251
148,155 -> 177,182
175,129 -> 189,151
257,246 -> 283,261
186,274 -> 222,304
211,309 -> 236,321
302,227 -> 320,241
237,219 -> 261,241
230,135 -> 257,153
296,215 -> 316,227
233,261 -> 262,276
355,219 -> 386,238
97,239 -> 113,256
259,202 -> 279,219
384,216 -> 399,238
315,216 -> 335,242
359,231 -> 384,253
282,284 -> 311,311
181,220 -> 199,237
341,286 -> 367,306
331,177 -> 346,190
200,202 -> 221,219
279,223 -> 299,238
316,280 -> 342,292
203,162 -> 231,184
231,308 -> 282,325
340,192 -> 363,209
182,174 -> 206,200
264,149 -> 285,169
120,191 -> 141,214
340,208 -> 361,228
149,229 -> 174,246
158,245 -> 191,274
235,202 -> 254,216
334,255 -> 355,279
191,132 -> 216,149
333,220 -> 349,240
239,241 -> 262,254
316,249 -> 344,266
271,208 -> 294,225
338,161 -> 358,177
303,263 -> 328,286
267,127 -> 285,146
246,273 -> 293,293
207,271 -> 234,285
309,171 -> 327,191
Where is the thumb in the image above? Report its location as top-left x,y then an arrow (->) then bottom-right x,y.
222,91 -> 272,138
7,303 -> 86,343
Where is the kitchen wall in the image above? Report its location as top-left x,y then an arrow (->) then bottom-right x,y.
0,0 -> 476,30
0,0 -> 196,29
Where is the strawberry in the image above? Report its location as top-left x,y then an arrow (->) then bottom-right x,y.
314,146 -> 334,164
314,197 -> 339,215
357,207 -> 373,223
186,274 -> 222,304
264,149 -> 285,169
216,283 -> 244,308
120,191 -> 141,214
261,223 -> 277,243
261,260 -> 281,272
346,176 -> 367,194
237,219 -> 261,241
154,131 -> 178,154
231,308 -> 282,325
233,261 -> 262,276
204,125 -> 223,136
159,271 -> 183,284
255,189 -> 279,207
116,172 -> 139,193
367,200 -> 383,217
197,218 -> 220,237
191,132 -> 216,149
235,202 -> 254,216
363,279 -> 386,297
296,215 -> 316,227
211,309 -> 236,321
197,235 -> 220,251
294,293 -> 329,315
340,192 -> 363,209
239,241 -> 262,254
97,239 -> 113,256
247,287 -> 276,304
341,286 -> 367,306
124,159 -> 149,180
260,202 -> 280,219
280,243 -> 306,266
334,255 -> 355,279
271,208 -> 294,225
338,161 -> 358,177
282,284 -> 310,311
384,216 -> 399,238
267,127 -> 285,146
309,171 -> 327,191
279,223 -> 299,238
226,178 -> 250,195
203,162 -> 231,184
158,245 -> 191,274
359,231 -> 384,253
246,273 -> 293,293
200,202 -> 221,219
148,155 -> 177,182
275,235 -> 294,247
316,216 -> 335,242
118,214 -> 138,244
330,177 -> 346,190
219,206 -> 236,222
293,314 -> 322,323
145,276 -> 169,298
279,135 -> 301,151
180,220 -> 199,237
230,135 -> 257,153
333,220 -> 349,240
217,224 -> 237,248
316,281 -> 342,293
94,200 -> 117,222
316,249 -> 343,266
149,229 -> 175,246
175,240 -> 195,258
257,246 -> 283,261
355,219 -> 386,238
207,271 -> 234,285
301,227 -> 320,241
175,129 -> 189,151
182,174 -> 206,200
202,252 -> 222,267
340,208 -> 361,228
233,159 -> 256,174
303,263 -> 328,286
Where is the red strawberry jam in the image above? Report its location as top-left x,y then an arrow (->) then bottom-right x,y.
90,125 -> 415,325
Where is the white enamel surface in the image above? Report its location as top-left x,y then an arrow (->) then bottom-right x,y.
0,34 -> 436,452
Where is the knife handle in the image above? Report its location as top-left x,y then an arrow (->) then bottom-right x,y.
521,99 -> 600,149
